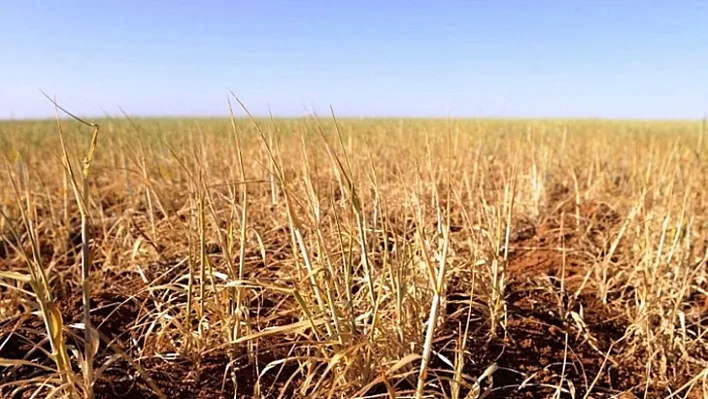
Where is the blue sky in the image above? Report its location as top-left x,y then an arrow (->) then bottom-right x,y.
1,1 -> 707,119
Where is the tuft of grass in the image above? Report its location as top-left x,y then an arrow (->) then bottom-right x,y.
46,94 -> 100,399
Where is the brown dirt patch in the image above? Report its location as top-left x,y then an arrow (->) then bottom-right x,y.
1,264 -> 300,399
421,199 -> 655,397
0,290 -> 143,393
93,352 -> 298,399
507,199 -> 621,290
438,280 -> 643,398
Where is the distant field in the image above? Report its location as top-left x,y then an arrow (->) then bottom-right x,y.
1,116 -> 706,398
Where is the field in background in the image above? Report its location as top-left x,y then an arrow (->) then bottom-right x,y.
1,116 -> 706,399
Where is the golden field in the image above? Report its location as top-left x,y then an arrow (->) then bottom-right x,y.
1,114 -> 706,398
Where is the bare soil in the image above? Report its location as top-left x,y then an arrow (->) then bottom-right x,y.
1,194 -> 705,398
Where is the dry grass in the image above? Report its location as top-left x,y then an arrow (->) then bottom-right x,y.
0,113 -> 707,399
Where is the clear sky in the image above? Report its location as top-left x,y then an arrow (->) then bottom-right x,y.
1,1 -> 707,119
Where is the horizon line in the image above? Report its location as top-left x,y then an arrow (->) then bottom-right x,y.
1,113 -> 706,123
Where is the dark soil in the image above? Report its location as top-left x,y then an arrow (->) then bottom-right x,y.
0,265 -> 299,399
426,197 -> 704,399
435,280 -> 642,398
93,353 -> 296,399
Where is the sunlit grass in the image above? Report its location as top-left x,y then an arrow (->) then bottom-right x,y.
1,113 -> 706,398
